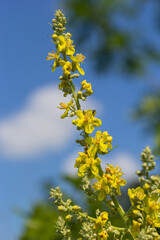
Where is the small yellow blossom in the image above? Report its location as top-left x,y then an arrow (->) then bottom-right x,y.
59,60 -> 72,75
105,165 -> 127,194
75,151 -> 101,178
92,175 -> 110,201
58,35 -> 75,55
46,50 -> 60,72
143,183 -> 150,190
143,195 -> 160,227
58,205 -> 64,211
65,214 -> 72,221
132,220 -> 141,236
81,80 -> 93,95
72,109 -> 102,134
70,54 -> 85,75
98,230 -> 108,240
94,212 -> 108,229
52,34 -> 58,40
93,165 -> 126,200
128,187 -> 146,206
85,131 -> 112,157
132,209 -> 142,217
57,101 -> 73,119
72,205 -> 81,211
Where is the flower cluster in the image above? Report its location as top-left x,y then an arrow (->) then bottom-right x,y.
72,109 -> 102,134
93,165 -> 127,201
127,147 -> 160,238
47,10 -> 160,240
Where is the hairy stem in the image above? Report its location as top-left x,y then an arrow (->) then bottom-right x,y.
110,194 -> 128,227
69,79 -> 81,110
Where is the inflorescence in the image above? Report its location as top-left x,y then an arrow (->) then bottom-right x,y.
47,10 -> 160,240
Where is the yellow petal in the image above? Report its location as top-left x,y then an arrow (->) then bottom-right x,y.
76,110 -> 84,118
98,190 -> 106,201
79,164 -> 87,173
77,64 -> 85,75
91,165 -> 99,176
93,119 -> 102,127
85,124 -> 94,134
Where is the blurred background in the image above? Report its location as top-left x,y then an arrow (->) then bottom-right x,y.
1,0 -> 160,239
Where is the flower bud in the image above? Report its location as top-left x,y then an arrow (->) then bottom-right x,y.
58,205 -> 64,211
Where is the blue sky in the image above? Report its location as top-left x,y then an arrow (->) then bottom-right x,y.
0,0 -> 158,239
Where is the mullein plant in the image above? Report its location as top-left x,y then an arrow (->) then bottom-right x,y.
47,10 -> 160,240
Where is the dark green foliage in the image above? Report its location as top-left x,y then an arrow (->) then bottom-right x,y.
64,0 -> 160,75
134,92 -> 160,155
19,176 -> 137,239
20,204 -> 61,240
63,0 -> 160,154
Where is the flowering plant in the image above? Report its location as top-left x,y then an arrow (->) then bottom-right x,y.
47,10 -> 160,240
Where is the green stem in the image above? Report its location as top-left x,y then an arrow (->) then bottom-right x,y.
128,231 -> 136,240
110,195 -> 136,239
62,52 -> 80,110
98,163 -> 103,177
110,194 -> 128,227
121,231 -> 136,240
112,226 -> 125,232
126,205 -> 134,216
104,199 -> 115,210
78,212 -> 96,222
69,79 -> 81,110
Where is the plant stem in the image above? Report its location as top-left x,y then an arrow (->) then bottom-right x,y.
110,194 -> 128,227
62,52 -> 81,110
69,79 -> 80,110
98,164 -> 103,177
78,212 -> 96,222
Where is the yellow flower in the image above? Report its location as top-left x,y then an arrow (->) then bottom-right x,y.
72,205 -> 81,211
65,214 -> 72,221
58,35 -> 75,56
81,80 -> 93,95
98,230 -> 108,240
85,131 -> 112,158
94,212 -> 108,229
59,60 -> 72,75
75,151 -> 101,178
46,50 -> 60,72
128,187 -> 146,206
143,183 -> 150,190
52,34 -> 58,40
105,165 -> 127,194
93,165 -> 126,200
57,101 -> 73,119
143,195 -> 160,227
72,109 -> 102,134
70,54 -> 85,75
58,205 -> 64,211
92,175 -> 110,201
132,220 -> 141,236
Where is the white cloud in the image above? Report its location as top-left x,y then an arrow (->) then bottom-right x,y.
63,151 -> 139,183
62,151 -> 78,176
0,84 -> 101,158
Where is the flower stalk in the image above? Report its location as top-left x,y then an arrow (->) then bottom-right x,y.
47,10 -> 160,240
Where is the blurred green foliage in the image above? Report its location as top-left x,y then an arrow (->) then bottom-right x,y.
19,176 -> 136,239
64,0 -> 160,74
20,204 -> 61,240
63,0 -> 160,154
134,92 -> 160,155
